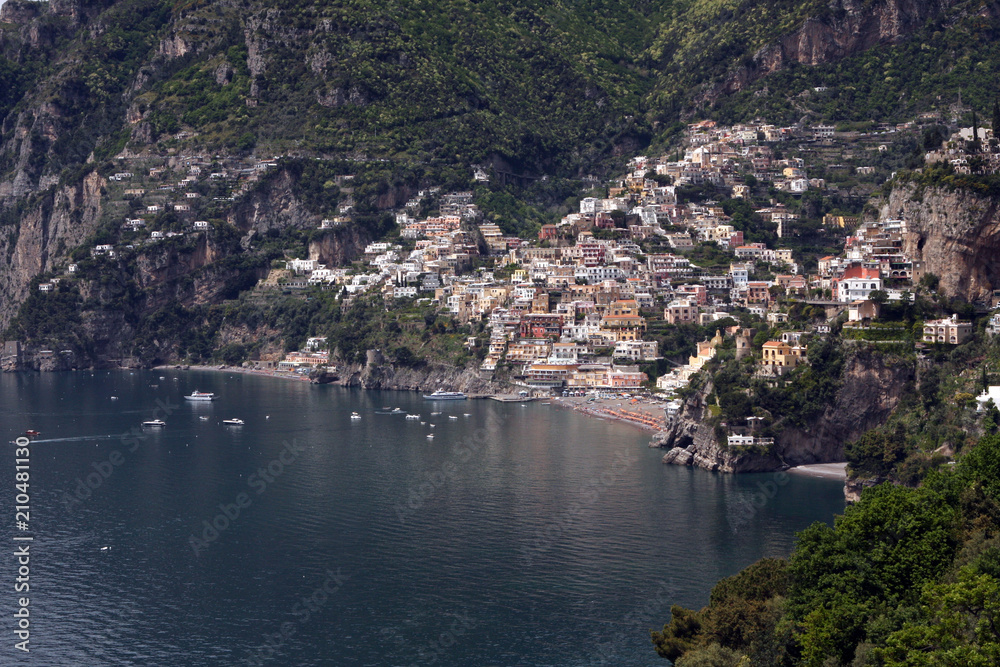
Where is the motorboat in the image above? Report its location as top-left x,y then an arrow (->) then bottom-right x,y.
141,420 -> 166,428
350,412 -> 362,420
405,414 -> 420,420
422,390 -> 466,400
185,390 -> 216,401
448,415 -> 458,420
199,416 -> 209,421
426,433 -> 434,439
24,430 -> 40,438
222,418 -> 244,426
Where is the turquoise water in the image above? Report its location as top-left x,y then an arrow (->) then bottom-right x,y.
1,370 -> 845,665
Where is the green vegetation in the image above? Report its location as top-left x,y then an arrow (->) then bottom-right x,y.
713,3 -> 1000,129
653,433 -> 1000,665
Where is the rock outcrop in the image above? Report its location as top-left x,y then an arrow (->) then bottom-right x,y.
0,171 -> 106,330
658,347 -> 913,474
699,0 -> 961,105
882,182 -> 1000,303
335,350 -> 509,395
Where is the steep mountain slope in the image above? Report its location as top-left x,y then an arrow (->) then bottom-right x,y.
2,0 -> 1000,361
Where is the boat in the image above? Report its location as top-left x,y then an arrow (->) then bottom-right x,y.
350,412 -> 361,420
426,433 -> 435,439
199,416 -> 209,421
405,414 -> 420,420
423,390 -> 466,400
24,430 -> 40,438
391,407 -> 404,413
184,390 -> 216,401
141,420 -> 166,427
222,418 -> 244,426
110,396 -> 119,400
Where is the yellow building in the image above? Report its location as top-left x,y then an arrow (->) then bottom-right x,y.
759,341 -> 808,375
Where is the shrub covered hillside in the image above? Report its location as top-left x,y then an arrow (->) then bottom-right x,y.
6,0 -> 1000,188
651,433 -> 1000,666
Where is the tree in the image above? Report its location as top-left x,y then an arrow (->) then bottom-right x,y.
651,606 -> 705,662
919,273 -> 940,293
703,559 -> 789,652
877,568 -> 1000,666
674,644 -> 744,667
869,289 -> 889,305
789,483 -> 960,665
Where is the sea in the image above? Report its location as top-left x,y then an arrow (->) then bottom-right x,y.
1,370 -> 845,665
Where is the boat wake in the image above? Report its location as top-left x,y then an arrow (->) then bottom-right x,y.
18,434 -> 121,444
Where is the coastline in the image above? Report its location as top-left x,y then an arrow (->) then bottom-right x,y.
160,364 -> 315,383
786,462 -> 849,480
550,394 -> 668,433
165,364 -> 671,434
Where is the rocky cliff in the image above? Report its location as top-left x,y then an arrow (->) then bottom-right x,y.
657,347 -> 914,474
0,170 -> 105,329
881,182 -> 1000,303
700,0 -> 963,105
335,349 -> 510,394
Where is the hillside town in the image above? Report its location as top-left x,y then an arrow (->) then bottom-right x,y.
28,115 -> 1000,440
256,118 -> 998,410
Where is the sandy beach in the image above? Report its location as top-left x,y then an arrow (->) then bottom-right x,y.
787,462 -> 849,480
550,394 -> 668,432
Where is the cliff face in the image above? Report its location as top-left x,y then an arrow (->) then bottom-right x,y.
227,169 -> 321,236
701,0 -> 960,104
307,350 -> 509,394
778,347 -> 913,462
658,347 -> 913,473
882,183 -> 1000,303
0,171 -> 105,330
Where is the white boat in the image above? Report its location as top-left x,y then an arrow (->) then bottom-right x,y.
405,414 -> 420,420
110,396 -> 118,400
350,412 -> 361,420
391,407 -> 404,413
142,419 -> 166,427
448,415 -> 458,420
185,390 -> 216,401
423,390 -> 466,400
426,433 -> 434,439
222,418 -> 244,426
199,416 -> 209,421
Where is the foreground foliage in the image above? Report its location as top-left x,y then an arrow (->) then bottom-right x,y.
652,434 -> 1000,666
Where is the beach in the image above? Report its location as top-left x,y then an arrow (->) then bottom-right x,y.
787,462 -> 849,480
550,393 -> 669,432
